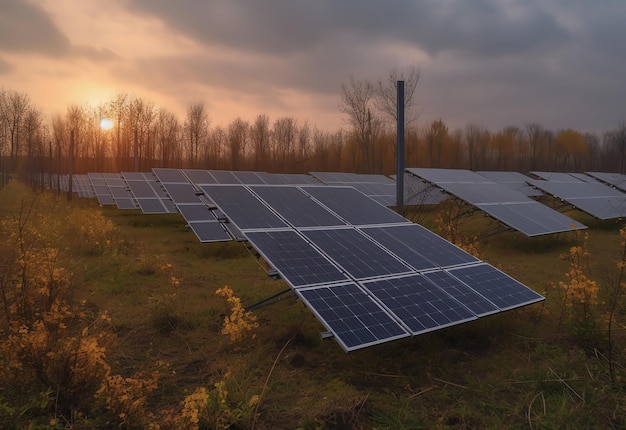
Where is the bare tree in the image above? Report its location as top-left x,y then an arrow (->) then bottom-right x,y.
339,75 -> 379,172
228,118 -> 248,170
250,114 -> 271,170
154,108 -> 181,168
375,64 -> 421,128
184,103 -> 210,168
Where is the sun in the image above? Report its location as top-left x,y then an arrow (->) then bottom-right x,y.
100,118 -> 113,131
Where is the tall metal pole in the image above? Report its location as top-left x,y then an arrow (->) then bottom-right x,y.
67,129 -> 74,201
396,80 -> 405,213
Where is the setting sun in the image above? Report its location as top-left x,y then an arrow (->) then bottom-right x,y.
99,118 -> 113,131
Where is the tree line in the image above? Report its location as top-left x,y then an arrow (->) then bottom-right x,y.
1,70 -> 626,190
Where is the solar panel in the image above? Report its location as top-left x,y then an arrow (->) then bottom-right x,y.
134,198 -> 169,214
302,228 -> 413,280
447,263 -> 544,311
126,179 -> 157,198
421,270 -> 499,317
200,185 -> 288,230
402,173 -> 449,205
188,221 -> 232,242
477,203 -> 583,236
527,179 -> 626,220
296,283 -> 410,351
302,186 -> 410,225
586,172 -> 626,191
477,171 -> 544,197
162,183 -> 204,204
232,171 -> 265,184
360,224 -> 478,270
153,168 -> 189,183
244,230 -> 349,287
177,204 -> 213,222
407,168 -> 490,184
442,182 -> 529,205
361,274 -> 476,335
250,186 -> 346,228
407,168 -> 586,236
208,170 -> 240,184
529,171 -> 584,182
183,169 -> 218,185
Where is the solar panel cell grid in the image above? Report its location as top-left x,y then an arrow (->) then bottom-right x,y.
244,230 -> 348,287
448,263 -> 544,311
302,186 -> 409,225
297,283 -> 410,351
302,228 -> 413,280
362,274 -> 476,334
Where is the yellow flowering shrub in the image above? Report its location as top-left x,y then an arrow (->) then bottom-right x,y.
215,286 -> 259,342
0,195 -> 159,428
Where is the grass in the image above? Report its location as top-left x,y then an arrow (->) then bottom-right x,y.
2,182 -> 626,428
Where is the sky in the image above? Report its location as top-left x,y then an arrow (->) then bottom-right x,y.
1,0 -> 625,134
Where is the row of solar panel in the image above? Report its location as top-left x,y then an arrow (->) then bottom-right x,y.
63,169 -> 551,351
69,168 -> 626,244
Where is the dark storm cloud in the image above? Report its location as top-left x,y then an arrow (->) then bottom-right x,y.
0,0 -> 119,62
0,0 -> 71,55
126,0 -> 567,59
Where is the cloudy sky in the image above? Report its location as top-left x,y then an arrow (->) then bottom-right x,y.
1,0 -> 624,133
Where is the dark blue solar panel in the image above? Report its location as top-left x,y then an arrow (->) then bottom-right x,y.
209,170 -> 239,184
162,183 -> 203,204
447,263 -> 544,311
126,180 -> 156,198
183,169 -> 218,185
188,221 -> 232,242
136,198 -> 169,214
360,224 -> 478,269
302,186 -> 409,225
302,228 -> 412,279
177,204 -> 213,222
152,168 -> 188,183
251,186 -> 346,228
201,185 -> 287,230
233,171 -> 265,184
244,230 -> 348,287
297,283 -> 409,351
362,274 -> 476,334
421,270 -> 499,316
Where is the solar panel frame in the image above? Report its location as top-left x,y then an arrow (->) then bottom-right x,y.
360,274 -> 477,335
250,185 -> 347,228
296,283 -> 410,352
244,230 -> 350,287
183,169 -> 218,185
301,228 -> 414,280
421,270 -> 500,317
446,263 -> 544,311
301,186 -> 410,226
200,184 -> 288,230
152,168 -> 189,183
359,224 -> 478,270
188,221 -> 233,242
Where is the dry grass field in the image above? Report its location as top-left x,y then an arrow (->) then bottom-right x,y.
1,181 -> 626,429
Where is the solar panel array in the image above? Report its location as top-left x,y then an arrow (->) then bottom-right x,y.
408,168 -> 586,236
527,178 -> 626,220
477,171 -> 543,197
48,168 -> 551,351
586,172 -> 626,192
200,183 -> 544,352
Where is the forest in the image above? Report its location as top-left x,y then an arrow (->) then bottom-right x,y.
1,72 -> 626,191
